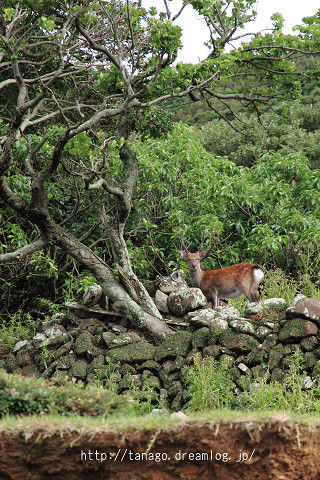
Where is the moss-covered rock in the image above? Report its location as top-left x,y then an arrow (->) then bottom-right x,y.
51,341 -> 73,361
75,332 -> 94,356
137,360 -> 162,373
304,352 -> 317,369
245,349 -> 266,367
4,354 -> 18,373
168,380 -> 183,399
268,344 -> 284,369
56,353 -> 75,370
203,344 -> 223,358
144,375 -> 161,391
168,287 -> 207,316
300,336 -> 318,352
252,364 -> 268,379
261,335 -> 277,352
154,332 -> 191,361
192,327 -> 210,349
107,342 -> 156,363
171,392 -> 183,411
70,360 -> 88,379
312,361 -> 320,377
159,368 -> 180,389
278,318 -> 318,343
219,330 -> 259,354
87,354 -> 105,374
21,365 -> 41,377
119,373 -> 142,390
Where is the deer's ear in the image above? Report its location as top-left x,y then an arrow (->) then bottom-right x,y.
180,250 -> 188,259
199,250 -> 208,260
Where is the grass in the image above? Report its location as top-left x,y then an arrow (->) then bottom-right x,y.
1,409 -> 320,436
0,310 -> 36,347
185,350 -> 320,415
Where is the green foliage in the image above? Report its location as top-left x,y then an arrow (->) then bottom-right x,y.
133,123 -> 320,278
0,311 -> 36,347
194,94 -> 320,169
239,351 -> 320,413
61,271 -> 97,302
186,354 -> 235,411
0,370 -> 130,417
93,357 -> 121,392
186,351 -> 320,415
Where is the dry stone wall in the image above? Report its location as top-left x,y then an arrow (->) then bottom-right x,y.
2,271 -> 320,411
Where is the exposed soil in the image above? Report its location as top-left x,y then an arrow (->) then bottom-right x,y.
1,415 -> 320,480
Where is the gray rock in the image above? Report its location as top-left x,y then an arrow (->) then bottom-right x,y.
159,270 -> 187,293
303,376 -> 315,390
102,331 -> 141,348
149,408 -> 169,415
82,284 -> 103,306
155,290 -> 169,313
33,333 -> 46,342
213,305 -> 241,320
245,298 -> 287,315
168,287 -> 207,315
50,313 -> 67,325
229,319 -> 255,334
237,363 -> 251,375
286,295 -> 320,323
255,326 -> 271,339
13,340 -> 28,353
185,308 -> 228,329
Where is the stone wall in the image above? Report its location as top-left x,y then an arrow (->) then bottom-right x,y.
2,271 -> 320,411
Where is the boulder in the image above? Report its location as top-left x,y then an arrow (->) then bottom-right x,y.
219,330 -> 259,354
107,342 -> 156,363
185,308 -> 228,330
245,298 -> 287,316
154,290 -> 169,313
229,319 -> 255,335
159,270 -> 187,293
168,287 -> 207,315
278,318 -> 318,343
286,295 -> 320,323
154,331 -> 191,361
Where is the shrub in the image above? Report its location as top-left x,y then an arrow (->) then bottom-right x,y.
186,355 -> 235,411
0,370 -> 131,417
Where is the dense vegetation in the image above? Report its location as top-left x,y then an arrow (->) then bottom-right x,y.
1,0 -> 320,337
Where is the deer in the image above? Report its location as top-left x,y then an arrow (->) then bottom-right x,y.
180,233 -> 264,308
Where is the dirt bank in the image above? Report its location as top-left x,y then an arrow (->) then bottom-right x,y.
0,415 -> 320,480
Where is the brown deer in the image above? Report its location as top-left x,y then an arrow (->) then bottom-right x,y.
180,233 -> 264,308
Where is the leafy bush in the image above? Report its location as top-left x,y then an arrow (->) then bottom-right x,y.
0,311 -> 36,347
0,370 -> 131,417
239,351 -> 320,413
185,351 -> 320,415
133,124 -> 320,280
186,355 -> 235,411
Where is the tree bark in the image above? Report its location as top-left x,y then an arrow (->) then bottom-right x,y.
46,221 -> 172,343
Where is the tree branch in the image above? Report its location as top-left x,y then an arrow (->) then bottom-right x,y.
0,238 -> 45,263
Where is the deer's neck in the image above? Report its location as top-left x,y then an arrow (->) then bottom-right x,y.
189,265 -> 203,288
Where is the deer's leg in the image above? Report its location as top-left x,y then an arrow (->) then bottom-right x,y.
210,289 -> 219,309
